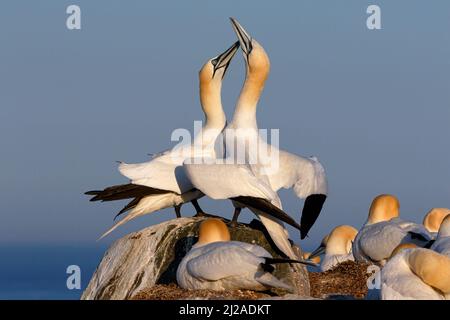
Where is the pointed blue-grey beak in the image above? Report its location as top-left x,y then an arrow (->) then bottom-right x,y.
211,41 -> 240,78
308,244 -> 326,260
229,17 -> 253,57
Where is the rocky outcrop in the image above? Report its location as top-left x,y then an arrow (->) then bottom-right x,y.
82,217 -> 310,300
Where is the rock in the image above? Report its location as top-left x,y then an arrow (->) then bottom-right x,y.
81,216 -> 310,300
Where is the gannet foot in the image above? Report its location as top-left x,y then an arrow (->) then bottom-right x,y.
229,207 -> 242,227
191,199 -> 206,218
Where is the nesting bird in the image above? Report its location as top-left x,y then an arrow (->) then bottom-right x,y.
308,225 -> 358,271
381,244 -> 450,300
352,194 -> 432,266
176,219 -> 314,292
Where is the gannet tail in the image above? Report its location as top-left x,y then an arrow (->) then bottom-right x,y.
85,183 -> 170,202
255,273 -> 294,292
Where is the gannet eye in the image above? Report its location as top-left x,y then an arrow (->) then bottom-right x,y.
211,59 -> 218,67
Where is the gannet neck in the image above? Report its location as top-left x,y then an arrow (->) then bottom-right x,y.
199,69 -> 226,129
325,225 -> 358,256
231,40 -> 270,128
366,194 -> 400,225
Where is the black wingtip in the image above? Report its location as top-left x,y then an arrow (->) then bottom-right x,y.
408,231 -> 431,242
263,257 -> 319,268
231,196 -> 301,231
300,194 -> 327,239
84,190 -> 100,195
423,239 -> 435,249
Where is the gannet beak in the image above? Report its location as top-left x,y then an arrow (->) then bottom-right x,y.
308,245 -> 326,260
300,194 -> 327,239
229,17 -> 253,57
212,41 -> 240,78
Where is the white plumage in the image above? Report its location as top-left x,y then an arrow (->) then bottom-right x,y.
176,218 -> 311,291
86,42 -> 240,238
380,248 -> 447,300
431,215 -> 450,257
353,217 -> 432,265
309,225 -> 357,271
183,161 -> 299,259
177,241 -> 293,291
353,195 -> 432,266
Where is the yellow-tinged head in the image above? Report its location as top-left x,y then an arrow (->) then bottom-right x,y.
408,248 -> 450,294
367,194 -> 400,224
325,225 -> 358,255
197,218 -> 231,245
309,225 -> 357,259
423,208 -> 450,233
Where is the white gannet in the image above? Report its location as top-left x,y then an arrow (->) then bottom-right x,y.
381,245 -> 450,300
85,42 -> 240,238
183,161 -> 302,259
225,18 -> 327,240
352,194 -> 433,266
430,215 -> 450,257
308,225 -> 357,271
176,218 -> 315,291
423,207 -> 450,237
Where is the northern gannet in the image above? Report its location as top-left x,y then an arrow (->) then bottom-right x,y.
430,215 -> 450,257
183,161 -> 302,258
225,18 -> 328,240
423,207 -> 450,237
308,225 -> 357,271
176,218 -> 315,291
352,194 -> 433,266
85,42 -> 240,238
381,245 -> 450,300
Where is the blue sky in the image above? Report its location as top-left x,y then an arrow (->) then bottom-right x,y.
1,0 -> 449,255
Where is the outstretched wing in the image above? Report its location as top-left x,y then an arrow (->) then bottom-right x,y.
183,161 -> 278,202
118,150 -> 192,194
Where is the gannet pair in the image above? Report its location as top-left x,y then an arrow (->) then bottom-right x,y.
352,194 -> 432,266
381,242 -> 450,300
307,225 -> 357,271
85,42 -> 240,238
184,18 -> 328,259
176,218 -> 315,292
